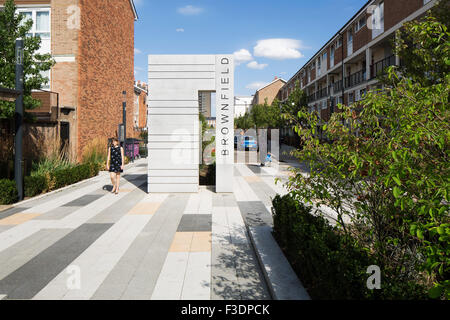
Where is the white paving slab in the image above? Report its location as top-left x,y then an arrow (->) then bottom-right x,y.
181,252 -> 211,300
151,252 -> 189,300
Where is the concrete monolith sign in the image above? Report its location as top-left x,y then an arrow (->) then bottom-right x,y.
147,55 -> 234,193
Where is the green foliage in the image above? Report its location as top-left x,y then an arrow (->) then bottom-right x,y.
0,0 -> 55,119
284,12 -> 449,299
24,162 -> 99,198
393,11 -> 449,86
0,179 -> 18,204
272,194 -> 375,299
24,175 -> 47,197
234,111 -> 254,130
31,156 -> 74,178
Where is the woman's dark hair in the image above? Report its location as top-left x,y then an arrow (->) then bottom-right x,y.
112,137 -> 119,143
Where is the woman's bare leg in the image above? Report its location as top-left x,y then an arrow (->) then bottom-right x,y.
110,172 -> 116,192
115,173 -> 121,193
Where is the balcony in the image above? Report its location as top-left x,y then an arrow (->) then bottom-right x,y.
344,70 -> 367,89
307,92 -> 316,103
333,80 -> 343,93
317,87 -> 328,99
29,90 -> 59,121
370,55 -> 396,79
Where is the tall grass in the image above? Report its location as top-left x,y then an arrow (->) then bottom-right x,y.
31,137 -> 74,177
81,137 -> 108,168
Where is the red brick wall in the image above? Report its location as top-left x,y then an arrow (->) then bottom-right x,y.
77,0 -> 135,161
310,68 -> 316,82
353,23 -> 370,52
139,91 -> 147,128
385,0 -> 423,31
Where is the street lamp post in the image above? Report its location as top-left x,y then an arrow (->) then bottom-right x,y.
14,38 -> 24,201
122,91 -> 127,163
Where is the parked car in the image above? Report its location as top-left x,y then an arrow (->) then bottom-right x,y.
241,136 -> 258,151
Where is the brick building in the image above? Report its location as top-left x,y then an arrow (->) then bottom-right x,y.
133,80 -> 148,132
251,77 -> 286,107
0,0 -> 138,162
279,0 -> 438,122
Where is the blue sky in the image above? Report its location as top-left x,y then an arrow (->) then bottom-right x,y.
133,0 -> 369,96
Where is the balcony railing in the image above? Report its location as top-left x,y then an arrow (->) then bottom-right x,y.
333,80 -> 343,93
370,55 -> 396,79
317,87 -> 328,99
345,70 -> 367,89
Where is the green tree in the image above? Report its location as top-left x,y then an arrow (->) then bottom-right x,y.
286,12 -> 449,299
234,111 -> 254,130
0,0 -> 55,119
393,6 -> 449,86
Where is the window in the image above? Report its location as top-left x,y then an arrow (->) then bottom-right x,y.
371,1 -> 384,39
355,16 -> 366,32
317,56 -> 321,75
330,45 -> 335,67
323,52 -> 327,69
17,8 -> 51,39
336,37 -> 343,48
321,100 -> 327,110
348,28 -> 353,56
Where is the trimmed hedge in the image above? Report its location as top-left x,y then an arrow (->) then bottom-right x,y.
272,193 -> 374,300
0,179 -> 18,205
1,162 -> 101,203
24,175 -> 48,198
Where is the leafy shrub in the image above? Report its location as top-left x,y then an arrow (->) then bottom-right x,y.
24,175 -> 47,197
0,179 -> 18,204
272,194 -> 374,299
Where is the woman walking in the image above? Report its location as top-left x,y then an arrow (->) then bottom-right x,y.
107,138 -> 124,194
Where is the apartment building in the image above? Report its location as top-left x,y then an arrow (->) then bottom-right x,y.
0,0 -> 138,161
279,0 -> 438,122
252,77 -> 286,106
234,96 -> 253,117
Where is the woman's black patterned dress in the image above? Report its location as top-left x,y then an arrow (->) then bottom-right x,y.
109,145 -> 123,173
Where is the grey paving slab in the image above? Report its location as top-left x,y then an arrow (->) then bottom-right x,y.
87,184 -> 147,224
62,194 -> 104,207
177,214 -> 212,232
212,193 -> 237,207
234,167 -> 241,176
92,194 -> 189,300
211,243 -> 270,300
247,180 -> 277,206
237,201 -> 273,227
0,223 -> 112,299
0,228 -> 72,280
248,225 -> 310,300
0,207 -> 30,220
34,206 -> 79,220
247,165 -> 262,175
0,226 -> 14,233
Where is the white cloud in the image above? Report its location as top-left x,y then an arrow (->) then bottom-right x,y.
247,61 -> 268,70
246,81 -> 268,90
254,38 -> 305,60
177,5 -> 204,15
233,49 -> 253,66
176,28 -> 185,32
134,48 -> 142,54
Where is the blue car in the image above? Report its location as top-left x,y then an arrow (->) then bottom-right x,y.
241,136 -> 258,150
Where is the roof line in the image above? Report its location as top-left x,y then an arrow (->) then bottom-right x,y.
257,78 -> 287,92
286,0 -> 374,85
129,0 -> 139,20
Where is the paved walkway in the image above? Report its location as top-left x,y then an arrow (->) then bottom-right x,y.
0,158 -> 291,300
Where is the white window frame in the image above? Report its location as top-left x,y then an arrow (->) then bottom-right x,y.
17,7 -> 51,40
17,7 -> 51,90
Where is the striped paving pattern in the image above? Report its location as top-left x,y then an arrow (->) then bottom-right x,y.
0,158 -> 289,300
